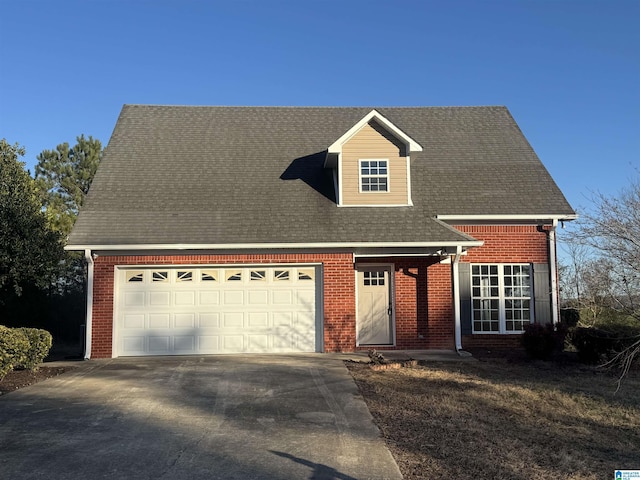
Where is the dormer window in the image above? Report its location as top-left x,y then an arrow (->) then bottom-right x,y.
360,160 -> 388,192
326,109 -> 422,207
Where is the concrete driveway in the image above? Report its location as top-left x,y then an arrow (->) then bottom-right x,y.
0,355 -> 402,479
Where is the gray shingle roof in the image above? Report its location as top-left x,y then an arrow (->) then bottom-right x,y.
67,105 -> 575,247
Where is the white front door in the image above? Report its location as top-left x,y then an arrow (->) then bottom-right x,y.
357,265 -> 394,345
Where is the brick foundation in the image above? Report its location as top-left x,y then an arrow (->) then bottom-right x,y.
462,334 -> 523,350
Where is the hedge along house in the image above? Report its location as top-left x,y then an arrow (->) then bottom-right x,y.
66,105 -> 576,359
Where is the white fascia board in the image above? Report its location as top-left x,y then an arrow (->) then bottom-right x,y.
406,156 -> 413,206
328,109 -> 423,154
354,252 -> 465,258
337,153 -> 344,206
436,214 -> 578,221
65,240 -> 484,252
114,261 -> 323,269
337,203 -> 413,208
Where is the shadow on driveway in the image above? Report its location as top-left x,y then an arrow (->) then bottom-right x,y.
0,355 -> 401,479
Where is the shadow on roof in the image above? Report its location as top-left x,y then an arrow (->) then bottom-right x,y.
280,151 -> 336,203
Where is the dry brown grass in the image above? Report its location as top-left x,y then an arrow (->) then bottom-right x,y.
348,358 -> 640,480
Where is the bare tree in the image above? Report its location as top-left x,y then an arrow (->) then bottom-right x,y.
567,179 -> 640,381
559,242 -> 589,308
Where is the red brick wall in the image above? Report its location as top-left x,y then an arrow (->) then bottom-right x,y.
455,224 -> 550,350
425,262 -> 456,349
457,225 -> 548,264
322,255 -> 356,352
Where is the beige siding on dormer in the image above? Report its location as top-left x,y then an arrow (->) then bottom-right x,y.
341,121 -> 409,206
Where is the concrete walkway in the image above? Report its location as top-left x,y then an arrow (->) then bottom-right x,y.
0,355 -> 403,480
331,349 -> 477,363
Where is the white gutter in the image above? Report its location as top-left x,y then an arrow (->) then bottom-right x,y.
451,246 -> 471,356
549,219 -> 559,325
436,214 -> 578,221
83,249 -> 94,360
354,252 -> 464,258
65,240 -> 484,252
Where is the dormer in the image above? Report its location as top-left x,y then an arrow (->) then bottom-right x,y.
325,110 -> 422,207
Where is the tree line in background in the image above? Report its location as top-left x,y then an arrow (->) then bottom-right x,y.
0,136 -> 102,352
559,179 -> 640,379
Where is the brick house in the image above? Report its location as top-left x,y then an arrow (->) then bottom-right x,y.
66,105 -> 575,358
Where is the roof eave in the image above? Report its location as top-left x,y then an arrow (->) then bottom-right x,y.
65,240 -> 484,252
327,109 -> 423,155
436,214 -> 578,222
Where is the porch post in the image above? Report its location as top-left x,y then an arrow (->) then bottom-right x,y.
83,249 -> 94,360
549,219 -> 559,325
452,246 -> 463,352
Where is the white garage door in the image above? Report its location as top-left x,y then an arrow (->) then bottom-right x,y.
115,266 -> 320,356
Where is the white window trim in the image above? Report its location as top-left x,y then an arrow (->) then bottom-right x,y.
471,263 -> 532,334
358,159 -> 390,194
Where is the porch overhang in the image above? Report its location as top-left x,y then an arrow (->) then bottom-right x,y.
352,242 -> 481,259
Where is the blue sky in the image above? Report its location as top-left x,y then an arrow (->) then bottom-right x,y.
1,0 -> 638,220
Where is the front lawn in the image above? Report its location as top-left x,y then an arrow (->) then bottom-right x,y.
348,357 -> 639,480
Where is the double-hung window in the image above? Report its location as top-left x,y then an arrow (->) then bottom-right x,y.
360,159 -> 388,192
471,264 -> 532,333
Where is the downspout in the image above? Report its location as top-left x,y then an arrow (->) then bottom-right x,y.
549,219 -> 559,325
84,249 -> 94,360
452,246 -> 471,356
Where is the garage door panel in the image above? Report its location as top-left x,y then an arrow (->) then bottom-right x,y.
273,334 -> 291,350
199,291 -> 219,305
296,290 -> 315,306
222,336 -> 244,352
273,290 -> 293,304
150,291 -> 171,306
149,314 -> 170,328
248,290 -> 268,305
248,312 -> 268,327
124,292 -> 145,307
174,336 -> 196,352
273,311 -> 293,326
200,313 -> 219,327
175,291 -> 196,306
175,313 -> 195,328
223,290 -> 244,305
116,266 -> 319,356
223,312 -> 244,328
123,314 -> 145,329
122,336 -> 145,353
199,335 -> 219,352
149,336 -> 171,352
295,311 -> 314,327
248,335 -> 269,351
